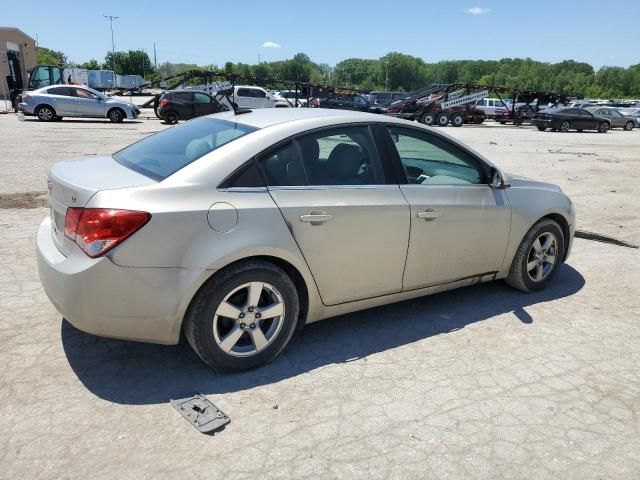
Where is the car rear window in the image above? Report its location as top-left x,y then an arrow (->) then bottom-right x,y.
113,117 -> 257,181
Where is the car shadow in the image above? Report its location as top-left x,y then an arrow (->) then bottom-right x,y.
61,265 -> 584,405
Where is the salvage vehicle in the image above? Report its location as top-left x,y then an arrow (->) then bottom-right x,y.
532,107 -> 610,133
586,106 -> 636,130
316,94 -> 372,112
157,90 -> 228,124
18,85 -> 139,122
37,109 -> 575,371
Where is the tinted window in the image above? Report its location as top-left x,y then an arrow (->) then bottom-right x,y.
114,118 -> 257,181
388,127 -> 483,185
259,143 -> 305,186
252,89 -> 267,98
236,88 -> 252,97
173,92 -> 192,102
300,126 -> 382,186
194,93 -> 211,104
74,88 -> 98,99
48,87 -> 74,96
222,160 -> 265,188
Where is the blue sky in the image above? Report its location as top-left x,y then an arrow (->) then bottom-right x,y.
4,0 -> 639,68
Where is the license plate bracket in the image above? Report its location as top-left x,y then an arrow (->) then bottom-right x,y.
171,394 -> 230,434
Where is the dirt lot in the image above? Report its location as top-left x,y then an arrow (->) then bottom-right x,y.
1,113 -> 639,479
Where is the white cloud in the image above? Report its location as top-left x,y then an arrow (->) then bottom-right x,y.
466,7 -> 491,15
261,41 -> 282,48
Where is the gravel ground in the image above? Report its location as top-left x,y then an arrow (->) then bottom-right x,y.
0,113 -> 639,479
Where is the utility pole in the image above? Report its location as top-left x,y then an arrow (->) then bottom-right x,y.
153,42 -> 157,69
103,15 -> 119,73
258,53 -> 261,64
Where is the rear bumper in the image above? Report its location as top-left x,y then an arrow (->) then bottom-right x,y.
36,216 -> 191,345
18,103 -> 34,115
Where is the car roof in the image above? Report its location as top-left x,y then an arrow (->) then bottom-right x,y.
209,108 -> 405,129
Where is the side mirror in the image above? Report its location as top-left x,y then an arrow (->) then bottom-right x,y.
490,169 -> 510,189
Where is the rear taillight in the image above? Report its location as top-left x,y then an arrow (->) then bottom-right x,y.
22,94 -> 31,102
160,98 -> 169,107
386,106 -> 400,114
64,208 -> 151,258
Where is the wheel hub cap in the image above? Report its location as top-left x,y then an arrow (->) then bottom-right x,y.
526,232 -> 558,282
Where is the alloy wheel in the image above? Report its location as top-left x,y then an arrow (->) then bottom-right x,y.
38,107 -> 53,121
212,281 -> 285,357
526,232 -> 558,282
560,121 -> 570,132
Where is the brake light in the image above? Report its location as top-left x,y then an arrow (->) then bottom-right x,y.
22,94 -> 31,102
64,208 -> 151,258
386,106 -> 400,114
160,98 -> 169,107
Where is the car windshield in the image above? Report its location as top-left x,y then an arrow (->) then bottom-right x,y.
113,117 -> 257,181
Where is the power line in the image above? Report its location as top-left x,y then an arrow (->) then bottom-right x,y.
103,15 -> 119,73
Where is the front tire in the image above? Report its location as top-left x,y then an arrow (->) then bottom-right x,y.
506,219 -> 565,292
537,126 -> 546,131
184,260 -> 300,372
560,120 -> 570,132
108,108 -> 125,123
624,121 -> 634,131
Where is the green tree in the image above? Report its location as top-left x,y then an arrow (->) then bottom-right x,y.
36,47 -> 67,66
80,59 -> 100,70
104,50 -> 155,76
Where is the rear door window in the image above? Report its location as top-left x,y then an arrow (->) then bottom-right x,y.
114,118 -> 257,181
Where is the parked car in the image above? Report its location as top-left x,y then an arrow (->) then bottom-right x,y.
494,104 -> 538,125
619,107 -> 640,125
586,106 -> 636,130
37,109 -> 575,372
233,86 -> 289,109
532,108 -> 610,132
474,98 -> 508,118
157,90 -> 228,124
277,90 -> 308,107
18,85 -> 139,122
317,94 -> 372,112
366,91 -> 408,107
464,106 -> 486,124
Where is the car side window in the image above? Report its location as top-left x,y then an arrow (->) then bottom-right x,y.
388,127 -> 483,185
252,89 -> 267,98
610,110 -> 622,118
298,126 -> 383,186
355,96 -> 368,106
48,87 -> 71,96
236,88 -> 251,97
75,88 -> 97,99
194,93 -> 210,104
257,126 -> 384,187
173,92 -> 192,102
258,142 -> 306,186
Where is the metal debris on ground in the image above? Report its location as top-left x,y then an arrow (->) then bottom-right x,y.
171,394 -> 230,434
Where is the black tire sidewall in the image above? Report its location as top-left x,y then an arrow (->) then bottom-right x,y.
515,220 -> 565,292
164,111 -> 179,124
109,109 -> 124,123
36,105 -> 55,121
187,264 -> 299,371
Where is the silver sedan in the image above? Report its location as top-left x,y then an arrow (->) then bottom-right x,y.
37,109 -> 575,371
19,85 -> 139,122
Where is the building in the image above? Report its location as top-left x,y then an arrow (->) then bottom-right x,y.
0,27 -> 37,101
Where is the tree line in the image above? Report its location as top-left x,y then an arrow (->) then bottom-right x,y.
37,47 -> 640,98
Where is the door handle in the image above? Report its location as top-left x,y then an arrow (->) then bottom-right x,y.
300,213 -> 333,224
417,209 -> 442,220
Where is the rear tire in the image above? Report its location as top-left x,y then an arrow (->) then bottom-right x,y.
598,122 -> 609,133
184,260 -> 300,372
164,110 -> 179,125
35,105 -> 56,122
624,121 -> 634,131
420,113 -> 435,126
450,112 -> 464,127
436,113 -> 449,127
537,126 -> 546,131
506,219 -> 565,293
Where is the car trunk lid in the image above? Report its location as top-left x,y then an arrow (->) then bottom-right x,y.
48,156 -> 156,256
